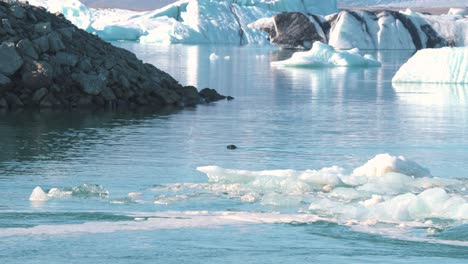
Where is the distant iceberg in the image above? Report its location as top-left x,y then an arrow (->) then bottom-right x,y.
392,47 -> 468,83
24,0 -> 338,44
272,42 -> 381,67
251,9 -> 467,50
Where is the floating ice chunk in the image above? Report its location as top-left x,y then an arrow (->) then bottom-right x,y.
128,192 -> 142,197
48,188 -> 72,198
360,195 -> 384,207
197,165 -> 344,193
370,188 -> 468,221
224,56 -> 231,60
392,47 -> 468,84
352,153 -> 430,177
29,186 -> 49,201
209,53 -> 219,60
272,42 -> 381,68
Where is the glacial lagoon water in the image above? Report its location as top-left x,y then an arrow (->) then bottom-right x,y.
1,44 -> 468,263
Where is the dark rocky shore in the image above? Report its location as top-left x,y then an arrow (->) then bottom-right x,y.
0,1 -> 227,111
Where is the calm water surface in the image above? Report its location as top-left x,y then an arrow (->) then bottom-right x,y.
0,44 -> 467,263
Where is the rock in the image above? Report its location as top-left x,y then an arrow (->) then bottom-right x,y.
5,92 -> 23,108
32,35 -> 49,53
10,4 -> 25,19
54,51 -> 78,67
180,86 -> 201,106
57,27 -> 75,40
227,145 -> 237,150
155,88 -> 182,105
77,58 -> 93,73
40,93 -> 59,108
0,0 -> 225,110
199,88 -> 226,103
73,73 -> 107,95
21,60 -> 54,90
0,98 -> 7,109
227,96 -> 235,101
32,87 -> 48,102
34,22 -> 52,35
100,86 -> 116,101
0,73 -> 11,87
0,42 -> 23,76
1,18 -> 15,35
17,39 -> 39,59
48,32 -> 65,52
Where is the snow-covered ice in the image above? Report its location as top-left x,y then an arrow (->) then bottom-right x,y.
392,47 -> 468,84
271,42 -> 381,67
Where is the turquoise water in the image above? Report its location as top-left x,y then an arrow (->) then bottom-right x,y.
0,44 -> 467,263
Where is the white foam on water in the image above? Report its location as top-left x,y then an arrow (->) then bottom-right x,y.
0,211 -> 322,237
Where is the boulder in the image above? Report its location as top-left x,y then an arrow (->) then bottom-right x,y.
1,18 -> 15,35
73,73 -> 107,95
180,86 -> 201,106
155,88 -> 182,105
21,60 -> 54,90
32,87 -> 48,102
17,39 -> 39,59
0,98 -> 7,109
0,42 -> 23,76
48,32 -> 65,52
10,4 -> 25,19
0,73 -> 11,87
54,51 -> 78,67
34,22 -> 52,35
5,92 -> 23,108
57,27 -> 75,40
32,35 -> 49,53
199,88 -> 226,103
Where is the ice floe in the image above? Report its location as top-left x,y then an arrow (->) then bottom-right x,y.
271,42 -> 381,67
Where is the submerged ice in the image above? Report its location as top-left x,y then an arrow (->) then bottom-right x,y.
271,42 -> 381,67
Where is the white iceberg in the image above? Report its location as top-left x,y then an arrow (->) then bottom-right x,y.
352,153 -> 430,177
29,186 -> 49,201
392,47 -> 468,84
25,0 -> 338,44
27,0 -> 92,30
271,42 -> 381,67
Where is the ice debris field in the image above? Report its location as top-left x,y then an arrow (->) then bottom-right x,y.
271,42 -> 381,67
23,153 -> 468,245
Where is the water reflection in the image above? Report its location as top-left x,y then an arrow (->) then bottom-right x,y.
0,108 -> 179,163
393,83 -> 468,105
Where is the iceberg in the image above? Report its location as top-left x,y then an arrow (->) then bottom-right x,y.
29,186 -> 49,201
271,42 -> 381,67
252,8 -> 466,50
392,47 -> 468,83
24,0 -> 339,44
352,153 -> 430,177
27,0 -> 92,30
